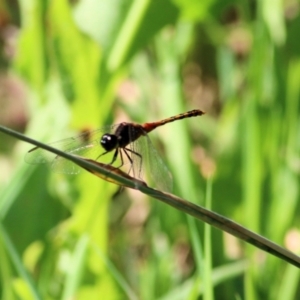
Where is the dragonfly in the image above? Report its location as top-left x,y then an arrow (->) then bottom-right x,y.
25,109 -> 205,192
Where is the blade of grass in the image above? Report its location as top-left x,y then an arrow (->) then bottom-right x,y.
0,222 -> 41,300
107,0 -> 151,71
276,262 -> 300,300
155,24 -> 205,278
62,235 -> 89,300
203,178 -> 213,300
1,125 -> 300,268
0,230 -> 15,299
91,242 -> 138,300
158,260 -> 248,300
0,164 -> 35,220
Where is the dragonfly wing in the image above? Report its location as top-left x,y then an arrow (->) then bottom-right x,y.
132,134 -> 173,192
51,140 -> 100,174
24,126 -> 116,174
128,137 -> 143,180
25,146 -> 56,164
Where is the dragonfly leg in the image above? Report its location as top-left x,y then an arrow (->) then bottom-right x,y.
108,148 -> 119,165
121,148 -> 133,176
96,151 -> 108,160
114,148 -> 124,168
124,148 -> 142,179
97,148 -> 119,165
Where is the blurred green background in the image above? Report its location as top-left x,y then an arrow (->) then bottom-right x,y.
1,0 -> 300,299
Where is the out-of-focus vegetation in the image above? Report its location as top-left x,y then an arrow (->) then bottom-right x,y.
0,0 -> 300,299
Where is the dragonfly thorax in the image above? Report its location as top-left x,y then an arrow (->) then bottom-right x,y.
100,134 -> 119,151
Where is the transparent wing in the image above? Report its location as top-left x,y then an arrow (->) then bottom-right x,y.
50,140 -> 99,174
130,133 -> 173,192
25,125 -> 119,174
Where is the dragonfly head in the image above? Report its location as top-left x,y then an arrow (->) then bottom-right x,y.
100,134 -> 118,151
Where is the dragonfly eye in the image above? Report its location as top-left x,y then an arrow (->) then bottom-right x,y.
100,134 -> 118,151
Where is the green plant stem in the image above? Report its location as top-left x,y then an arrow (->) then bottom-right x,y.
1,125 -> 300,268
